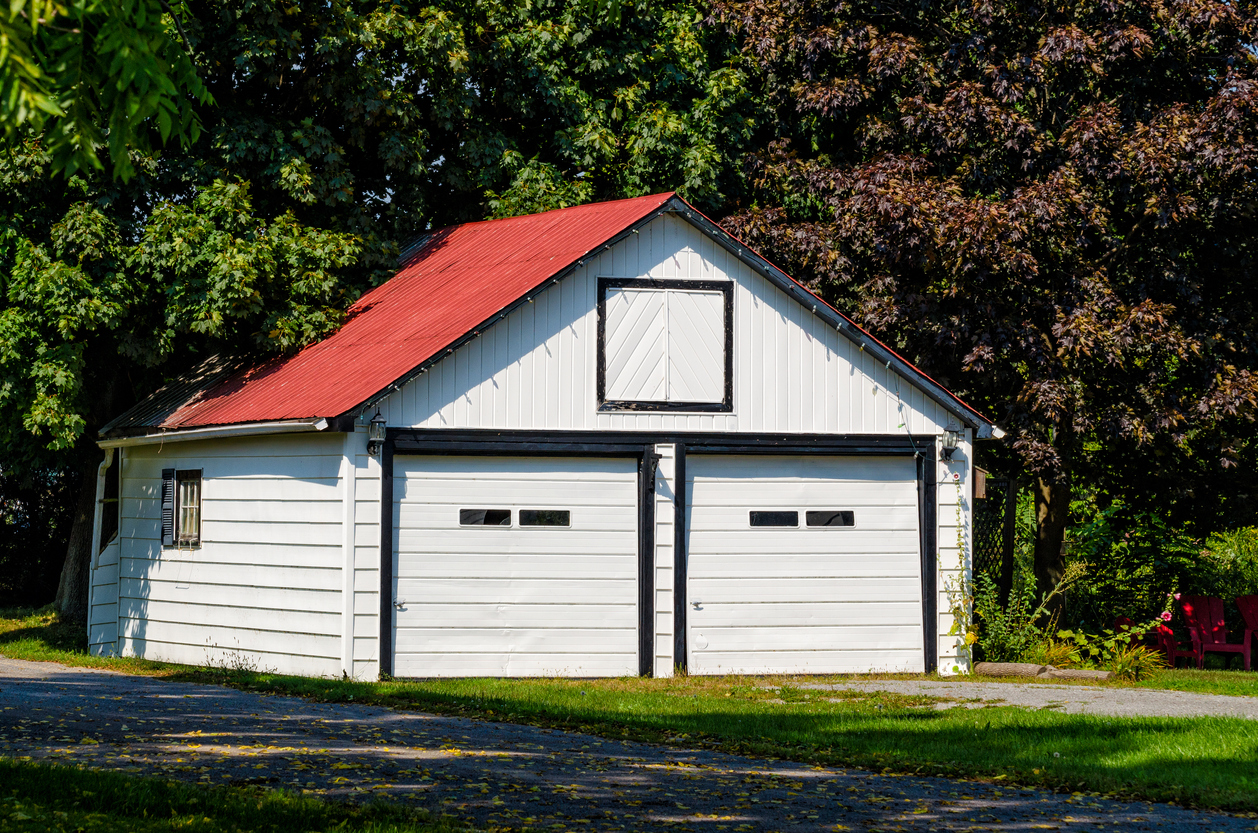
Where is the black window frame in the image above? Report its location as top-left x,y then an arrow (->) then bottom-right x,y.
174,469 -> 202,548
519,509 -> 572,527
459,508 -> 512,527
806,510 -> 856,528
596,278 -> 734,412
749,510 -> 800,527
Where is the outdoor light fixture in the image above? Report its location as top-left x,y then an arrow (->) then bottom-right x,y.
367,411 -> 387,456
940,424 -> 961,461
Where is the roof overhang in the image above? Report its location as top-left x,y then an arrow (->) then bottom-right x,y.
98,418 -> 335,448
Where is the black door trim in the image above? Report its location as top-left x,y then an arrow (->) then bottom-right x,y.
673,442 -> 688,673
639,446 -> 660,676
918,449 -> 939,673
391,428 -> 930,456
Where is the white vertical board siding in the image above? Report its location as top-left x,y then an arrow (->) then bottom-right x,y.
686,455 -> 924,675
653,444 -> 676,678
937,431 -> 974,673
380,212 -> 952,436
392,456 -> 639,677
117,433 -> 345,677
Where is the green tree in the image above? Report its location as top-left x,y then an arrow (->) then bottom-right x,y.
1,0 -> 757,618
0,0 -> 212,179
712,0 -> 1258,602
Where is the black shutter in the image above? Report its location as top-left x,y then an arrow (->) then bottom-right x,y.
161,468 -> 175,547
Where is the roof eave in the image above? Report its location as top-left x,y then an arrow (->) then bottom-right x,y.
98,418 -> 336,448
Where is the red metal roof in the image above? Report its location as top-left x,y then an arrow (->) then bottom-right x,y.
151,193 -> 676,429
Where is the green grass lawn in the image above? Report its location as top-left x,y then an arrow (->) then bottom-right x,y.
5,607 -> 1258,813
0,758 -> 465,832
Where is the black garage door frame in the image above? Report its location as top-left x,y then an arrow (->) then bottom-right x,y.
380,429 -> 938,677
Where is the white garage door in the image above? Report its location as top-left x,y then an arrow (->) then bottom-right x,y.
687,455 -> 923,675
393,456 -> 639,677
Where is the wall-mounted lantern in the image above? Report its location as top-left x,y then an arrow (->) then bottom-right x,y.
940,424 -> 962,461
367,412 -> 387,456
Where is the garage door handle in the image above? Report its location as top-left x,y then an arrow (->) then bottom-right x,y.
691,600 -> 702,609
394,599 -> 407,610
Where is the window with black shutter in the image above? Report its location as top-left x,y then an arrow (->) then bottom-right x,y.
162,469 -> 202,547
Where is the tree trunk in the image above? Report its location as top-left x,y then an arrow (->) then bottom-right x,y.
53,463 -> 100,623
1033,473 -> 1071,618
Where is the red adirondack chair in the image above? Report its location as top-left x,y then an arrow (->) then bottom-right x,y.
1236,595 -> 1258,658
1151,624 -> 1191,667
1179,596 -> 1252,671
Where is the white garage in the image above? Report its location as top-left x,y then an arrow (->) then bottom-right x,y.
92,192 -> 995,679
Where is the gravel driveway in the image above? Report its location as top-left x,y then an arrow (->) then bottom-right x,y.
802,679 -> 1258,719
1,657 -> 1255,832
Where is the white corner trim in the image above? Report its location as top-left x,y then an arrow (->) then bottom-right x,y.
340,430 -> 359,677
98,419 -> 328,448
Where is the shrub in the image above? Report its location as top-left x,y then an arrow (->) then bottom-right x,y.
1105,643 -> 1169,682
973,562 -> 1086,663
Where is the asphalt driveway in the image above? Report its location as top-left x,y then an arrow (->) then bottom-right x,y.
0,657 -> 1254,832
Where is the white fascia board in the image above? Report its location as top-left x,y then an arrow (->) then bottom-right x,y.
98,419 -> 328,448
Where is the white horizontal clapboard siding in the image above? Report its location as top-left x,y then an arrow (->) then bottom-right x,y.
686,454 -> 924,675
392,456 -> 638,678
115,433 -> 346,677
88,541 -> 120,654
378,212 -> 953,435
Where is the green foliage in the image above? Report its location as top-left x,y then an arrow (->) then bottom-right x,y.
0,0 -> 760,476
486,155 -> 594,219
973,562 -> 1086,663
0,146 -> 366,459
973,573 -> 1041,663
1102,643 -> 1168,683
1202,527 -> 1258,599
132,179 -> 362,353
1064,502 -> 1258,633
0,0 -> 212,180
1056,604 -> 1171,673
